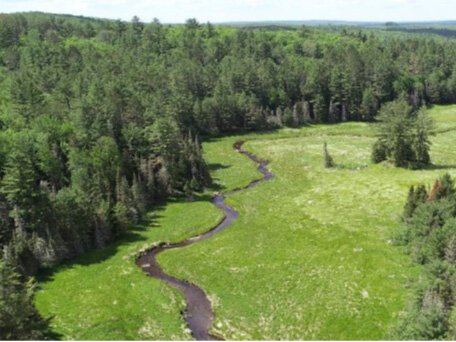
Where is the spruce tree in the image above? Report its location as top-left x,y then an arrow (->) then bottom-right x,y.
403,185 -> 428,219
0,260 -> 53,340
371,140 -> 387,163
372,100 -> 432,168
323,142 -> 335,168
403,186 -> 417,219
429,173 -> 455,201
361,87 -> 378,121
414,109 -> 433,165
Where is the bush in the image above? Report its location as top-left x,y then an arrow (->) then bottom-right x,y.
371,140 -> 387,163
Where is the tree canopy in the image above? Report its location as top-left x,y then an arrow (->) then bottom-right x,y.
1,12 -> 456,338
372,99 -> 433,168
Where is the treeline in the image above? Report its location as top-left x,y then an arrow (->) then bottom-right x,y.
1,12 -> 456,338
0,14 -> 216,276
387,27 -> 456,39
0,13 -> 213,339
392,175 -> 456,340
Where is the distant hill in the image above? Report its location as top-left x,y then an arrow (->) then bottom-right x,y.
216,20 -> 384,27
2,12 -> 456,29
217,20 -> 456,28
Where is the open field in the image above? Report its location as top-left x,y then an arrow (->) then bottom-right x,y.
34,201 -> 224,340
33,135 -> 260,340
35,105 -> 456,339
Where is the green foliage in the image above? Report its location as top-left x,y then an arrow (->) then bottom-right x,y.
0,260 -> 53,340
403,185 -> 428,220
35,106 -> 456,340
0,11 -> 456,339
392,174 -> 456,339
371,140 -> 388,163
414,109 -> 434,165
372,99 -> 433,168
1,132 -> 41,211
361,87 -> 378,121
160,123 -> 429,340
323,141 -> 335,168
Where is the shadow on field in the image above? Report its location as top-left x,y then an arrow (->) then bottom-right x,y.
422,164 -> 456,170
36,191 -> 218,285
208,162 -> 230,172
207,163 -> 231,191
36,206 -> 166,284
202,128 -> 280,143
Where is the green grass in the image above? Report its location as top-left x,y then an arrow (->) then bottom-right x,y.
35,105 -> 456,340
430,104 -> 456,133
35,200 -> 223,340
34,135 -> 256,340
158,106 -> 456,340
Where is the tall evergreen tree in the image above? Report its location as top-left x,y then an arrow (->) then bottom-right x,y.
323,142 -> 335,169
0,260 -> 53,340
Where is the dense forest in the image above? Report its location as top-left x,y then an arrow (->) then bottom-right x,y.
393,175 -> 456,339
2,12 -> 456,339
387,26 -> 456,39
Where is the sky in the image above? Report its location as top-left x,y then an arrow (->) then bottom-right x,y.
0,0 -> 455,23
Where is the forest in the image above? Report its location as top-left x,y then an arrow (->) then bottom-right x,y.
2,11 -> 456,340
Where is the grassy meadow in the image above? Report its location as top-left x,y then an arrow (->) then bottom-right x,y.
35,105 -> 456,340
34,201 -> 224,340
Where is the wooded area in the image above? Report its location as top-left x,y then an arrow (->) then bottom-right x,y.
2,12 -> 456,339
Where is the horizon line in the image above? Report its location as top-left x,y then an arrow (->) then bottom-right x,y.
2,11 -> 456,25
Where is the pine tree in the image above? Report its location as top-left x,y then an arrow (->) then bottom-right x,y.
371,140 -> 387,163
323,142 -> 335,168
414,109 -> 433,165
361,87 -> 378,121
372,99 -> 432,168
0,260 -> 53,340
404,186 -> 416,219
313,94 -> 327,122
428,174 -> 455,201
403,185 -> 428,219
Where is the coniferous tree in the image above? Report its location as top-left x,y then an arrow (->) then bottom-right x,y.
361,87 -> 378,121
0,260 -> 53,340
2,16 -> 456,334
403,185 -> 428,219
372,100 -> 432,168
323,142 -> 335,169
414,109 -> 433,165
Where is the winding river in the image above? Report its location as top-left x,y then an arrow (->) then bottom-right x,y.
136,141 -> 274,340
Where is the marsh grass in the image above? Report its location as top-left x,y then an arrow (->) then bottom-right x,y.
35,104 -> 456,340
159,105 -> 456,340
34,199 -> 223,340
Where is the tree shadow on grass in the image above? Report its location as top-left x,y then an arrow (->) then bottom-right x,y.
202,128 -> 281,143
421,164 -> 456,171
206,163 -> 232,192
36,191 -> 220,285
36,206 -> 166,284
208,162 -> 230,172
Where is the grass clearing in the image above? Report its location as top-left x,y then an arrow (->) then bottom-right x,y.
34,200 -> 223,340
159,106 -> 456,340
36,105 -> 456,340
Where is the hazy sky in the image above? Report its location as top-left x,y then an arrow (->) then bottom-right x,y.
0,0 -> 455,23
